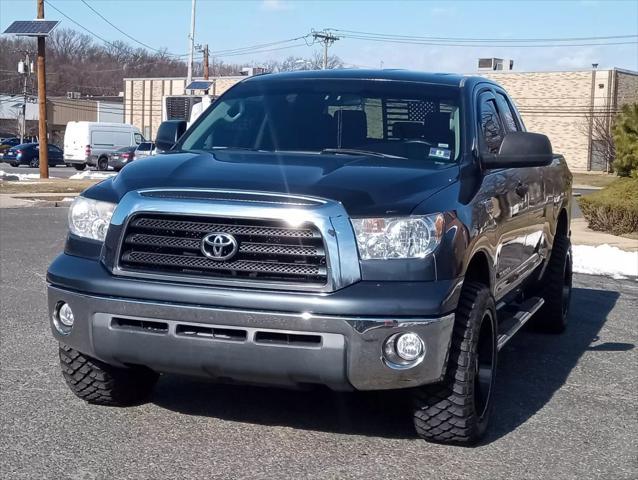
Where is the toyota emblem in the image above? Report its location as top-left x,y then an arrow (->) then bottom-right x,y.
201,233 -> 239,261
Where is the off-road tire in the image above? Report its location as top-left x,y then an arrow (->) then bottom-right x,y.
533,235 -> 572,333
412,282 -> 497,445
59,345 -> 158,406
73,163 -> 86,171
97,156 -> 109,171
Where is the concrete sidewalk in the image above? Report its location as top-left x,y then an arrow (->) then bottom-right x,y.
571,218 -> 638,251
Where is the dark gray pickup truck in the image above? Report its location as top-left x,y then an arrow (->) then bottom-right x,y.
48,70 -> 572,444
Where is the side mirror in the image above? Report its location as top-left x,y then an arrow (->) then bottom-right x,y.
482,132 -> 553,169
155,120 -> 187,152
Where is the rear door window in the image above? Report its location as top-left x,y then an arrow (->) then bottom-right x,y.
495,92 -> 520,133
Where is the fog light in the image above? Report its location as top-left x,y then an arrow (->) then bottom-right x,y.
53,302 -> 74,334
59,303 -> 74,326
395,332 -> 424,361
383,331 -> 426,369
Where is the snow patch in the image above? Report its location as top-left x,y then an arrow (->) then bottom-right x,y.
572,244 -> 638,280
0,170 -> 44,181
69,171 -> 116,180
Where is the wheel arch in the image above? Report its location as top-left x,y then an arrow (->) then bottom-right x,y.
463,249 -> 493,292
556,207 -> 569,238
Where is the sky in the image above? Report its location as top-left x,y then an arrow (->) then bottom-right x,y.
1,0 -> 637,72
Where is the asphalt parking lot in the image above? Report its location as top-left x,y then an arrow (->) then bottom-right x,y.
1,207 -> 636,480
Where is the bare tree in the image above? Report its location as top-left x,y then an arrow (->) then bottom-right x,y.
579,113 -> 616,172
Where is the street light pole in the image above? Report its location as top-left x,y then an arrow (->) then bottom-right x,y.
37,0 -> 49,178
186,0 -> 196,92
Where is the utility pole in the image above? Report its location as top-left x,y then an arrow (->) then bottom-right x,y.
312,31 -> 339,69
37,0 -> 49,179
202,44 -> 209,80
186,0 -> 196,92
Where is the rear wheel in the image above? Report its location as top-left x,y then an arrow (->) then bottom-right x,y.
97,156 -> 109,171
73,163 -> 86,171
59,345 -> 158,406
10,162 -> 19,167
412,282 -> 497,444
533,235 -> 572,333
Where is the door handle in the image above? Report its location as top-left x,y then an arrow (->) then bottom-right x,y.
515,182 -> 529,197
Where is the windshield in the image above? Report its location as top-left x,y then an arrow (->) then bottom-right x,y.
180,80 -> 462,162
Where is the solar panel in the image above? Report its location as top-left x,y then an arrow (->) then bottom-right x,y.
186,81 -> 214,91
3,20 -> 60,36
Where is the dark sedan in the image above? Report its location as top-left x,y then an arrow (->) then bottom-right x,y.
3,143 -> 65,168
108,146 -> 137,171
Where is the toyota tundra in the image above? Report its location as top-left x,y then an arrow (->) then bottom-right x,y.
47,70 -> 572,444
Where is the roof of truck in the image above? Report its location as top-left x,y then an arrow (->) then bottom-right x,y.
241,69 -> 490,88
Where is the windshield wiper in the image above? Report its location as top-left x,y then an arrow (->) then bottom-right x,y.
320,148 -> 406,159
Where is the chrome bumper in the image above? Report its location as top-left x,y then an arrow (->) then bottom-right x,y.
49,286 -> 455,391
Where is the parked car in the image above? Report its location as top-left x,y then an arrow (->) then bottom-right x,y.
48,70 -> 573,445
3,142 -> 64,167
134,142 -> 156,159
63,121 -> 144,171
0,137 -> 21,158
108,146 -> 137,171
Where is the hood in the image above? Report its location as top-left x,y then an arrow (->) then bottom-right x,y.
102,150 -> 459,216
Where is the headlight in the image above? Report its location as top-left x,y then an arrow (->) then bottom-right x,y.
351,214 -> 444,260
68,197 -> 116,242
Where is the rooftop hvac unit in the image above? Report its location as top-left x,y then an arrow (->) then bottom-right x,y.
241,67 -> 268,77
163,95 -> 203,122
478,58 -> 514,71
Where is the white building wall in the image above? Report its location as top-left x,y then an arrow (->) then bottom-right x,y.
96,101 -> 124,123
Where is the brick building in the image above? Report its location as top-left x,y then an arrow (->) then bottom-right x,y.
124,68 -> 638,172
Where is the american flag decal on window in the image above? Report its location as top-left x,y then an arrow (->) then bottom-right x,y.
386,99 -> 437,138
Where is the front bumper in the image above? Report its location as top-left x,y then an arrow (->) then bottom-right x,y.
48,277 -> 457,391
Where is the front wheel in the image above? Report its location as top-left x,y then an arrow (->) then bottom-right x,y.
59,345 -> 159,406
412,281 -> 497,444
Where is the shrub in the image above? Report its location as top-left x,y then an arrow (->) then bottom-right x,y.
579,177 -> 638,235
612,104 -> 638,178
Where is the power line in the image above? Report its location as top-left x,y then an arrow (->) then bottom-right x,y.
211,35 -> 314,55
328,28 -> 638,48
79,0 -> 186,57
328,28 -> 638,43
336,33 -> 638,48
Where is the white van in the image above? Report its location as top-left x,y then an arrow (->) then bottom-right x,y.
63,122 -> 144,171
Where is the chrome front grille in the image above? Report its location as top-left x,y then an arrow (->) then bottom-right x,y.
118,214 -> 328,284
